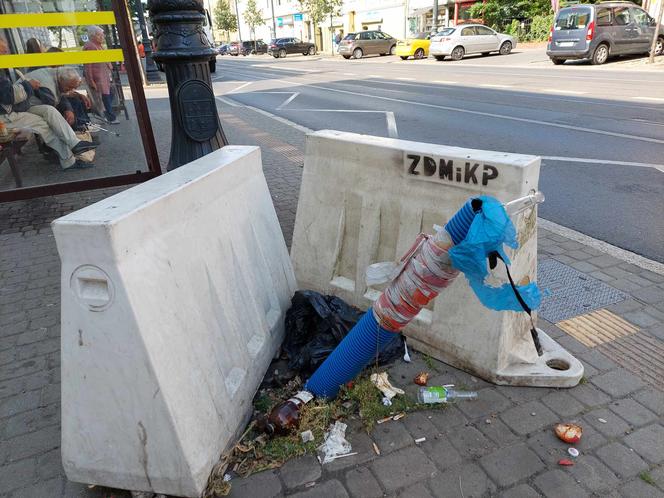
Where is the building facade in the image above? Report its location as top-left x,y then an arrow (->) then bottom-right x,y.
220,0 -> 484,51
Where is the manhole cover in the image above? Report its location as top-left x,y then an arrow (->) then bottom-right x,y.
557,309 -> 639,347
537,259 -> 627,323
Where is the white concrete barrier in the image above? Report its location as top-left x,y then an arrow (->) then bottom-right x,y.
291,131 -> 582,388
53,146 -> 296,497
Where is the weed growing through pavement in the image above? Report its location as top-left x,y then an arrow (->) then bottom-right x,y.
640,471 -> 657,486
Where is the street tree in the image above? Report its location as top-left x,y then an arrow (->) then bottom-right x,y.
214,0 -> 238,42
244,0 -> 265,52
468,0 -> 552,30
298,0 -> 343,50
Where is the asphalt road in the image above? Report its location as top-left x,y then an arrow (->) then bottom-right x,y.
211,49 -> 664,263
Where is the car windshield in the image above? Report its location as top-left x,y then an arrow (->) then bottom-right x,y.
434,28 -> 456,36
555,8 -> 592,30
411,32 -> 429,40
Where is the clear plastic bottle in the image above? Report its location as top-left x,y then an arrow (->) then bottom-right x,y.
417,386 -> 478,404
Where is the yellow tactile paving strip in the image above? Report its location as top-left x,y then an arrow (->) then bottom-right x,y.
557,309 -> 639,348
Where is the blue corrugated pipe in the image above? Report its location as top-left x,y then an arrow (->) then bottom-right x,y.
304,311 -> 398,399
304,199 -> 481,399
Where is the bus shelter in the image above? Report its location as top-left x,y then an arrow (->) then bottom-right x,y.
0,0 -> 160,202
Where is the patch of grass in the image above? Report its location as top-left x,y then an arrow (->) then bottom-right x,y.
253,392 -> 274,413
579,376 -> 588,385
344,375 -> 442,432
423,354 -> 435,370
640,471 -> 656,486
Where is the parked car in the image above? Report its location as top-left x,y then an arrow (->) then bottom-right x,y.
338,30 -> 397,59
268,38 -> 316,58
429,25 -> 515,61
547,2 -> 664,65
240,40 -> 268,56
227,41 -> 241,56
217,44 -> 230,56
395,32 -> 431,60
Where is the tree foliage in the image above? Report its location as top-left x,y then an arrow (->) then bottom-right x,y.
244,0 -> 265,32
214,0 -> 238,40
468,0 -> 552,29
298,0 -> 343,28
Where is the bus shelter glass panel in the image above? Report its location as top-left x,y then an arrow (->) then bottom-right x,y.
0,0 -> 159,198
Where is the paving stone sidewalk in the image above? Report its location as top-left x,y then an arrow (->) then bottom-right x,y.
1,100 -> 663,498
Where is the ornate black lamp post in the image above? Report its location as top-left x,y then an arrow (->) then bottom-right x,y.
147,0 -> 228,170
135,0 -> 162,84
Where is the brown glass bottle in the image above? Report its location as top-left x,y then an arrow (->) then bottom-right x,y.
264,391 -> 313,436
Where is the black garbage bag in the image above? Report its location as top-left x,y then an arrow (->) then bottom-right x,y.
282,290 -> 404,378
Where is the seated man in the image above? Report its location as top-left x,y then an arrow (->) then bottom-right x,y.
26,66 -> 92,132
0,38 -> 97,170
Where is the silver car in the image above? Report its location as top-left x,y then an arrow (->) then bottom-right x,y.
429,25 -> 516,61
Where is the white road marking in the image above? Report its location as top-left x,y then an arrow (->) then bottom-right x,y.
632,96 -> 664,102
433,80 -> 458,84
630,118 -> 664,128
480,84 -> 513,88
541,156 -> 664,171
227,81 -> 252,93
429,66 -> 659,83
252,64 -> 318,72
385,111 -> 398,138
276,92 -> 300,110
396,77 -> 416,81
343,72 -> 357,76
368,74 -> 381,78
282,108 -> 398,138
215,95 -> 240,107
542,89 -> 586,95
539,219 -> 664,276
282,80 -> 664,145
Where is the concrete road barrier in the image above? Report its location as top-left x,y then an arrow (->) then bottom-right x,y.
291,130 -> 582,388
53,146 -> 296,497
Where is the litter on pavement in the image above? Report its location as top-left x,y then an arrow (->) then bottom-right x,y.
554,423 -> 583,444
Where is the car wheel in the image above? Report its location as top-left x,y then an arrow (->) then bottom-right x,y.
451,46 -> 465,61
434,55 -> 445,61
400,55 -> 409,60
353,48 -> 363,59
308,46 -> 316,55
591,43 -> 609,65
499,41 -> 512,55
551,58 -> 566,65
279,49 -> 287,58
342,55 -> 351,59
414,48 -> 425,59
389,45 -> 396,55
655,37 -> 664,57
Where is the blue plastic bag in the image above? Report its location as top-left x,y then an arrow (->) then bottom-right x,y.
448,196 -> 541,312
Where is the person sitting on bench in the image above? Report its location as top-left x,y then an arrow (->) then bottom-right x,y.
26,66 -> 92,132
0,39 -> 97,170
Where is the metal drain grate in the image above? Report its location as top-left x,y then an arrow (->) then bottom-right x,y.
537,259 -> 627,323
599,333 -> 664,390
557,309 -> 639,347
